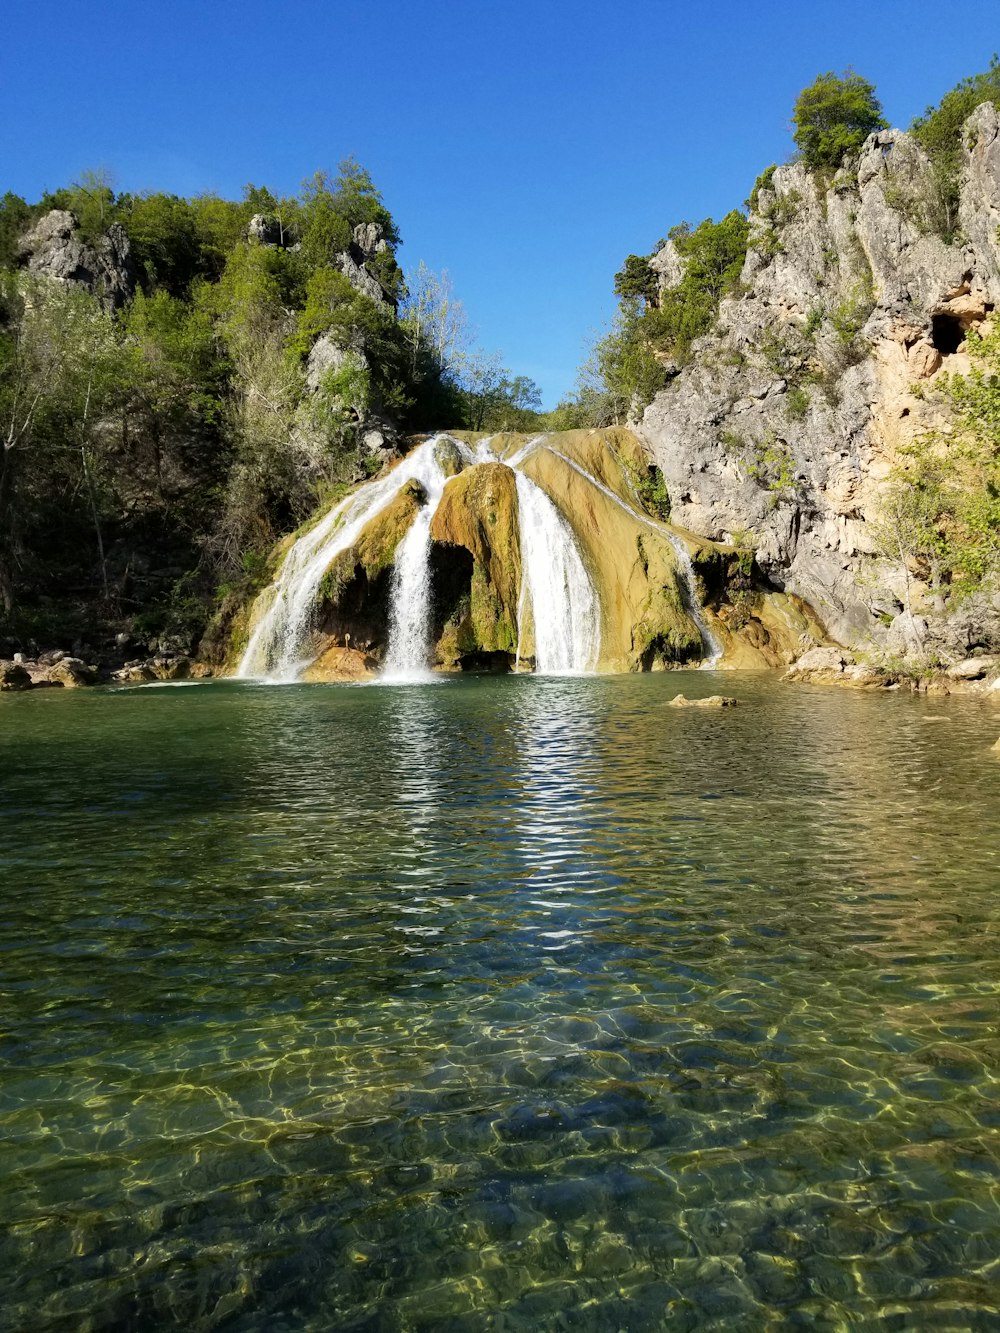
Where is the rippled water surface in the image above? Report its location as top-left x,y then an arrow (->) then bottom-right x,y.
3,674 -> 1000,1330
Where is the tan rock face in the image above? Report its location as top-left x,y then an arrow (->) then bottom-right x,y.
301,646 -> 376,682
515,433 -> 703,671
430,462 -> 522,661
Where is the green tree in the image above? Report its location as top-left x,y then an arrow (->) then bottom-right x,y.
642,212 -> 749,360
0,276 -> 123,610
792,70 -> 887,170
911,56 -> 1000,241
0,193 -> 32,270
614,254 -> 657,303
120,192 -> 202,295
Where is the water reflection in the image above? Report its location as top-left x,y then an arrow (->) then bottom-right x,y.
1,675 -> 1000,1329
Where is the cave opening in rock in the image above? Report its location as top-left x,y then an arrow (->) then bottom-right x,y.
930,313 -> 964,356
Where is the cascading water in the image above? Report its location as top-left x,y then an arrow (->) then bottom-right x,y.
513,471 -> 601,674
236,434 -> 466,680
539,440 -> 721,664
380,459 -> 451,682
237,425 -> 713,683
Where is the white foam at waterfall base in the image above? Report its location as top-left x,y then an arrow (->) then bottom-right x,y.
513,471 -> 601,674
236,435 -> 467,681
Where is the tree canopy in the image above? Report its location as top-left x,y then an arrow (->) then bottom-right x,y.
792,70 -> 887,169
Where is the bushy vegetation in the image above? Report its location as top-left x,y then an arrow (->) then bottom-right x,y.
0,164 -> 543,648
792,70 -> 887,170
910,55 -> 1000,240
874,323 -> 1000,625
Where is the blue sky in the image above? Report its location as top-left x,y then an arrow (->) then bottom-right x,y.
3,1 -> 995,405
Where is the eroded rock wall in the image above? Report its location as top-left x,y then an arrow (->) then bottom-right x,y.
639,109 -> 1000,655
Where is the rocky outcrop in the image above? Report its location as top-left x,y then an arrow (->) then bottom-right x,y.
430,462 -> 522,664
639,107 -> 1000,660
0,662 -> 32,691
18,210 -> 137,309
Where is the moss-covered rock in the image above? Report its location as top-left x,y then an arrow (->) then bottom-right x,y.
318,484 -> 422,607
430,463 -> 522,657
433,437 -> 467,477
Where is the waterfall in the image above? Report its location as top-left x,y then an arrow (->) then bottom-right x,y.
540,442 -> 721,664
380,455 -> 451,682
511,471 -> 601,675
236,434 -> 466,680
236,426 -> 710,684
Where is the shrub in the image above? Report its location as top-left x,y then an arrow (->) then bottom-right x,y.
793,70 -> 888,170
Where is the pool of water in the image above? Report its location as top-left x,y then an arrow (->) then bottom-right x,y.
2,673 -> 1000,1329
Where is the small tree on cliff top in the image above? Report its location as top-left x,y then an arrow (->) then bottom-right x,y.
792,70 -> 887,169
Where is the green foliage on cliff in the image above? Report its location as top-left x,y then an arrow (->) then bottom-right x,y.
792,70 -> 887,170
0,161 -> 535,646
560,212 -> 750,426
910,56 -> 1000,241
875,323 -> 1000,615
646,213 -> 749,358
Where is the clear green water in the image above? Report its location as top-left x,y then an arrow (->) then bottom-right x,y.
2,674 -> 1000,1331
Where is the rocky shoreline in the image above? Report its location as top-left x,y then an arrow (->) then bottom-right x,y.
781,645 -> 1000,696
0,651 -> 214,691
4,641 -> 1000,700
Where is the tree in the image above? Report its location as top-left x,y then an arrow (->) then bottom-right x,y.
911,56 -> 1000,241
792,70 -> 887,170
0,193 -> 32,269
614,254 -> 657,303
0,276 -> 123,610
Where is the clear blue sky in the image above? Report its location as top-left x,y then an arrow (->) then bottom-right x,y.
3,1 -> 995,406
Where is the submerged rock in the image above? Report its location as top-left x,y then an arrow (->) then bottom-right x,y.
669,694 -> 739,708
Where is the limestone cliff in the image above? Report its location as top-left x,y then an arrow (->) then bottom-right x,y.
639,106 -> 1000,657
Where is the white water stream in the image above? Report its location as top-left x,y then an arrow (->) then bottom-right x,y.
514,472 -> 600,674
236,434 -> 461,679
237,429 -> 712,681
537,440 -> 722,664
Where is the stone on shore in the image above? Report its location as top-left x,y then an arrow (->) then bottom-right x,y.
46,657 -> 98,687
0,662 -> 33,691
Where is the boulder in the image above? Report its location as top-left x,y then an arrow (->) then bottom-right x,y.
433,436 -> 467,477
0,662 -> 32,691
947,655 -> 998,680
46,657 -> 97,688
248,213 -> 283,246
18,209 -> 137,309
669,694 -> 738,708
